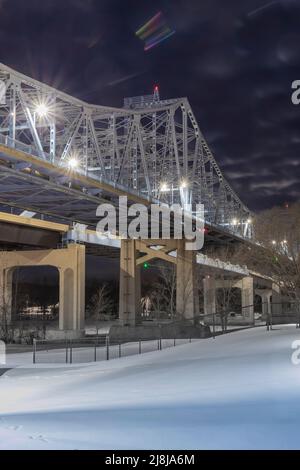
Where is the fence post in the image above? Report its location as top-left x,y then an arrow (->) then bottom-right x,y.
189,337 -> 192,343
119,343 -> 121,358
267,319 -> 270,331
94,342 -> 97,362
70,341 -> 73,364
212,312 -> 216,339
33,339 -> 36,364
106,336 -> 110,361
159,337 -> 162,351
139,340 -> 142,354
174,337 -> 176,347
65,340 -> 68,363
157,339 -> 160,350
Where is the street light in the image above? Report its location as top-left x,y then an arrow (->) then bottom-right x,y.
68,157 -> 79,170
35,103 -> 49,118
160,182 -> 169,192
180,179 -> 188,190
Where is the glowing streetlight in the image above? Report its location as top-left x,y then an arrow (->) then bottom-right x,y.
35,103 -> 49,118
272,240 -> 276,245
232,218 -> 238,226
180,179 -> 188,189
160,182 -> 169,192
68,157 -> 79,170
247,218 -> 252,224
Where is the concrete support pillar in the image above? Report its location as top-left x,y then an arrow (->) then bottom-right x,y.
261,291 -> 272,316
0,268 -> 13,322
203,275 -> 216,317
119,239 -> 141,326
241,276 -> 254,324
58,244 -> 85,331
176,240 -> 198,320
271,283 -> 282,315
0,244 -> 85,333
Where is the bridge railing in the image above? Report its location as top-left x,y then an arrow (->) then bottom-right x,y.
0,134 -> 155,203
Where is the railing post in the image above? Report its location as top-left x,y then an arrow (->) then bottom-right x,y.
106,335 -> 110,361
159,337 -> 162,351
119,342 -> 121,358
212,312 -> 216,339
139,340 -> 142,354
94,342 -> 97,362
65,340 -> 68,363
174,337 -> 176,347
33,339 -> 36,364
70,341 -> 73,364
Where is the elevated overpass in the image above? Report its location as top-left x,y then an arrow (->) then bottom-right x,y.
0,63 -> 276,335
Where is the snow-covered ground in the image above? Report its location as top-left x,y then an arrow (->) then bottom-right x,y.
1,325 -> 300,450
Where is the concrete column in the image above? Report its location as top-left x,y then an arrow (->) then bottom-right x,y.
203,275 -> 216,317
241,276 -> 254,324
119,239 -> 141,326
59,244 -> 85,331
261,291 -> 272,316
0,268 -> 13,322
0,244 -> 86,334
176,240 -> 198,320
271,283 -> 282,315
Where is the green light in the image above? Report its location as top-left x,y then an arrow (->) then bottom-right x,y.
143,262 -> 149,269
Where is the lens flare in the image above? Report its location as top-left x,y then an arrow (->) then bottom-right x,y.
136,11 -> 175,52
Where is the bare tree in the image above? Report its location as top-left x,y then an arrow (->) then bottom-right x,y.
0,299 -> 13,343
238,203 -> 300,325
88,283 -> 115,325
145,263 -> 177,320
216,276 -> 241,332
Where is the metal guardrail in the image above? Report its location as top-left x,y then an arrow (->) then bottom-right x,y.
32,335 -> 193,364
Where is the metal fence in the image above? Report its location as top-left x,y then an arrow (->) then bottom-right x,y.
32,335 -> 193,364
199,301 -> 300,336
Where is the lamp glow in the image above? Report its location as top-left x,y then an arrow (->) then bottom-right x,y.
180,179 -> 188,189
35,103 -> 49,118
160,183 -> 169,192
68,158 -> 79,170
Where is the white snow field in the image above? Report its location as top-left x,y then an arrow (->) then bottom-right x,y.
1,325 -> 300,450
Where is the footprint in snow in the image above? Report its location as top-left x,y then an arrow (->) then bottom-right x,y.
29,434 -> 49,442
6,425 -> 23,431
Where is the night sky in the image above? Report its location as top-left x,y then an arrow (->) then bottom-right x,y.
0,0 -> 300,211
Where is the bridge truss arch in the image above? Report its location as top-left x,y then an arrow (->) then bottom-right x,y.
0,63 -> 251,238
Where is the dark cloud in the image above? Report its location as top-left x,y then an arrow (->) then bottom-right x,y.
0,0 -> 299,211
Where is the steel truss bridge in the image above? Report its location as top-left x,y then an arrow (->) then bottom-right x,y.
0,63 -> 251,239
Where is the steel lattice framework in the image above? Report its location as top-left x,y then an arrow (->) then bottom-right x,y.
0,63 -> 251,238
